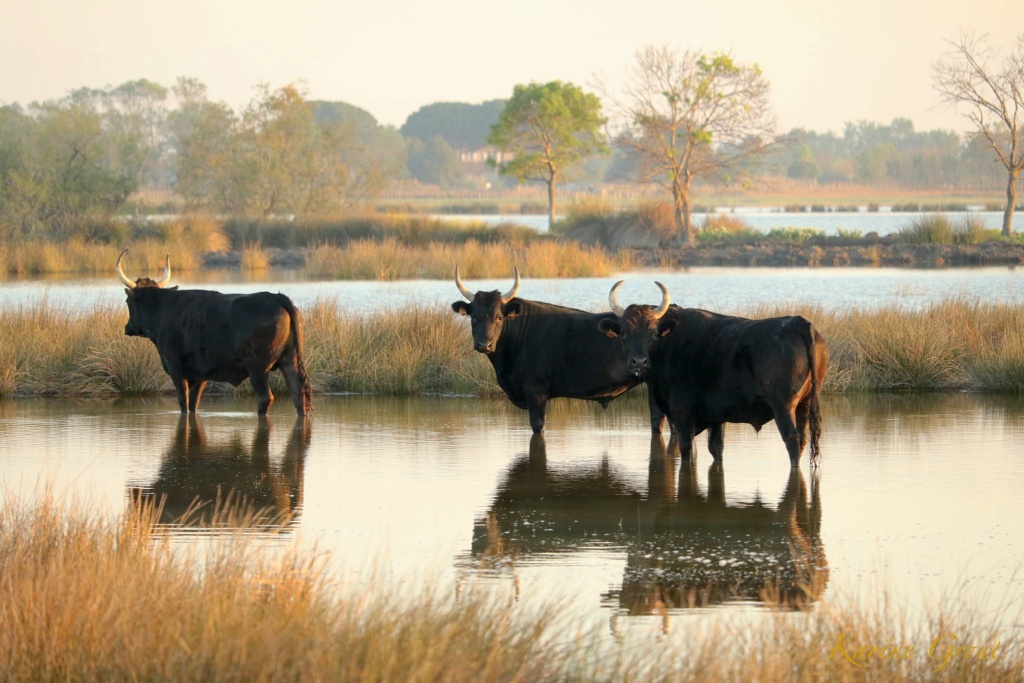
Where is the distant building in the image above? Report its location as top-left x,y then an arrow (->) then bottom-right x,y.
459,147 -> 511,164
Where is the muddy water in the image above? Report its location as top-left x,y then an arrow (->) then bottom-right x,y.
0,392 -> 1021,640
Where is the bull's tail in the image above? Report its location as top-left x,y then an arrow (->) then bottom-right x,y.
802,318 -> 824,463
279,295 -> 314,415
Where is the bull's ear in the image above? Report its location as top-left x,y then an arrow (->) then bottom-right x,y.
657,319 -> 678,337
502,301 -> 523,318
598,318 -> 620,338
124,288 -> 132,296
451,301 -> 471,316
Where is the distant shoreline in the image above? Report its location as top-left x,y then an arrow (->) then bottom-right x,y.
200,240 -> 1024,271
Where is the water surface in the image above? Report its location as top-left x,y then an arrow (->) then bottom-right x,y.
4,266 -> 1024,313
1,393 -> 1021,641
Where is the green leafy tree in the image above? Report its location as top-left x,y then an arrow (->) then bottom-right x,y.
599,45 -> 777,245
0,92 -> 142,238
167,78 -> 237,210
934,30 -> 1024,236
489,81 -> 607,227
787,143 -> 821,181
173,85 -> 401,218
401,101 -> 505,154
309,100 -> 408,205
406,134 -> 464,187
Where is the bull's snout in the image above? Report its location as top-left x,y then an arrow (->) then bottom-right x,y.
628,355 -> 650,377
474,340 -> 495,353
124,324 -> 142,337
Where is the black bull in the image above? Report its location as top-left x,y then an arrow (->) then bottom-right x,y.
117,249 -> 313,416
451,267 -> 665,433
600,282 -> 829,467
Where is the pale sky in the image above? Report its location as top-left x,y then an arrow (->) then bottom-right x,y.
1,0 -> 1022,135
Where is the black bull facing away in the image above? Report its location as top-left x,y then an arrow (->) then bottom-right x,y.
599,281 -> 829,467
451,267 -> 666,433
117,249 -> 313,416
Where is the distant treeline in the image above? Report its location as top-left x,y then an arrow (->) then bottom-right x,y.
0,78 -> 1009,241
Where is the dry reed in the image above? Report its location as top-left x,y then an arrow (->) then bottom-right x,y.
1,298 -> 1023,399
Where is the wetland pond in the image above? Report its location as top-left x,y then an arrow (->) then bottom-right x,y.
1,267 -> 1023,650
1,392 -> 1022,645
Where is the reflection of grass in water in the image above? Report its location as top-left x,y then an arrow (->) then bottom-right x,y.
2,298 -> 1024,398
1,496 -> 1020,682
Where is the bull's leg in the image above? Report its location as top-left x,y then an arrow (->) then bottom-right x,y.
648,389 -> 666,433
527,399 -> 547,433
172,376 -> 190,413
772,403 -> 804,468
188,381 -> 207,413
671,419 -> 696,461
707,423 -> 725,461
794,398 -> 811,454
278,361 -> 310,417
248,371 -> 275,416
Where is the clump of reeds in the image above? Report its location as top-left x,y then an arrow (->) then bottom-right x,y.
301,297 -> 497,396
697,214 -> 758,243
898,213 -> 1000,245
239,242 -> 270,272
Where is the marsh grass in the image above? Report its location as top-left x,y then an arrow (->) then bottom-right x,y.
898,213 -> 1002,245
240,242 -> 271,272
0,496 -> 1020,682
304,238 -> 634,280
2,298 -> 1024,398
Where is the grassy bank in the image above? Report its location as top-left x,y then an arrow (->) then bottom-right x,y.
0,213 -> 636,278
0,497 -> 1019,682
0,298 -> 1023,399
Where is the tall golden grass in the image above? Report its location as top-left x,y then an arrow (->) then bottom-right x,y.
0,298 -> 1023,398
304,238 -> 635,280
0,496 -> 1019,682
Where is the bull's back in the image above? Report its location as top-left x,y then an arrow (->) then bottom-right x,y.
499,310 -> 637,401
659,311 -> 821,409
177,292 -> 294,377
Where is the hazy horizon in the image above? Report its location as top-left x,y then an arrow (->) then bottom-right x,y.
2,0 -> 1022,135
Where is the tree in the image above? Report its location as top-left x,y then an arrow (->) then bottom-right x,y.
599,45 -> 777,245
172,85 -> 401,218
406,135 -> 464,186
401,101 -> 505,154
489,81 -> 607,227
787,143 -> 821,181
934,30 -> 1024,236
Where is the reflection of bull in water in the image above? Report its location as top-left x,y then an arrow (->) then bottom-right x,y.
127,414 -> 311,533
468,434 -> 828,613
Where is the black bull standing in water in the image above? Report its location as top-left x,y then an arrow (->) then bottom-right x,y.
117,249 -> 313,416
598,281 -> 829,467
451,266 -> 666,433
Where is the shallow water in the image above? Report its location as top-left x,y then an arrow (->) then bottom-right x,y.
4,266 -> 1024,314
1,392 -> 1022,641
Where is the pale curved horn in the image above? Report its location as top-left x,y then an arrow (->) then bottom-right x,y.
454,265 -> 474,301
608,280 -> 626,317
652,281 -> 671,319
153,254 -> 171,287
116,249 -> 135,288
501,267 -> 521,304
